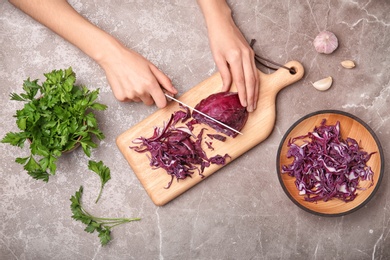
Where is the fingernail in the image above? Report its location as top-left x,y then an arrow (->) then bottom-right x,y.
247,105 -> 253,112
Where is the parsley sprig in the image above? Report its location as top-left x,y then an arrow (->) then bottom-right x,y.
70,186 -> 141,246
88,160 -> 111,203
1,67 -> 107,182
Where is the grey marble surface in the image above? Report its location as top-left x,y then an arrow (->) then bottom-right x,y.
1,0 -> 389,259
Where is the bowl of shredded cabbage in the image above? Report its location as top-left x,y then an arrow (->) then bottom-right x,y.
277,110 -> 384,216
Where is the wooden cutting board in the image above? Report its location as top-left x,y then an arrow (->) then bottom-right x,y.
116,60 -> 304,206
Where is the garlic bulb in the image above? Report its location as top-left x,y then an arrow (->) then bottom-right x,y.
312,76 -> 333,91
313,31 -> 338,54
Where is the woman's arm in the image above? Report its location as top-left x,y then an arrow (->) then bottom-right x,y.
9,0 -> 177,108
196,0 -> 259,112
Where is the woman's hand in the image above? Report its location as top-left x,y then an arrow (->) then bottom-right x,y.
197,0 -> 259,112
208,17 -> 259,112
98,40 -> 177,108
9,0 -> 177,108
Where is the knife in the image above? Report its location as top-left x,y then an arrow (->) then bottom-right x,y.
165,93 -> 243,136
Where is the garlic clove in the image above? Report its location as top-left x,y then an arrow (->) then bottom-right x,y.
312,76 -> 333,91
313,31 -> 338,54
341,60 -> 356,69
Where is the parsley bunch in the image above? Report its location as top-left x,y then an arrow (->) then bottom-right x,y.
70,186 -> 141,246
1,67 -> 107,182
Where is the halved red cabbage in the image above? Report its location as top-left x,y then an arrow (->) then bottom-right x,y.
192,92 -> 248,137
130,108 -> 230,188
282,119 -> 375,202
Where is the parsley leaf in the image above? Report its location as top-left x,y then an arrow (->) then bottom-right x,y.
70,186 -> 141,246
98,229 -> 111,246
16,155 -> 50,182
88,160 -> 111,203
1,132 -> 28,147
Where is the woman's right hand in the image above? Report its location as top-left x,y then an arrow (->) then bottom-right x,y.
98,40 -> 177,108
9,0 -> 177,108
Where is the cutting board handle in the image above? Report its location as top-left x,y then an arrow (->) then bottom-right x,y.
260,60 -> 305,93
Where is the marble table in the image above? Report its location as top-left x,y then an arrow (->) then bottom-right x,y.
1,0 -> 389,259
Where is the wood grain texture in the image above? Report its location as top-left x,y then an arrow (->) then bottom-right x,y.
116,61 -> 304,206
277,111 -> 384,216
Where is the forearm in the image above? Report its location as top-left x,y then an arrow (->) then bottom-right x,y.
8,0 -> 118,64
196,0 -> 233,29
9,0 -> 176,107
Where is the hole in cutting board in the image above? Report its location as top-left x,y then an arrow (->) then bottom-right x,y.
289,67 -> 297,75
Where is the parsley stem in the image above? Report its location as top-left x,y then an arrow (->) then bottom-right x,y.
103,219 -> 140,229
80,205 -> 140,223
90,217 -> 141,223
95,184 -> 105,204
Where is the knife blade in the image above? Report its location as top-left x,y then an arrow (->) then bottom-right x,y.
165,93 -> 243,136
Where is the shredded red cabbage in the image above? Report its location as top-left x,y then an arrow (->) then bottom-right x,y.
207,134 -> 227,142
130,108 -> 231,188
205,141 -> 214,151
282,119 -> 375,202
209,154 -> 231,165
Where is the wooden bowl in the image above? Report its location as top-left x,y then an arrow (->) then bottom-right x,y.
277,110 -> 384,216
